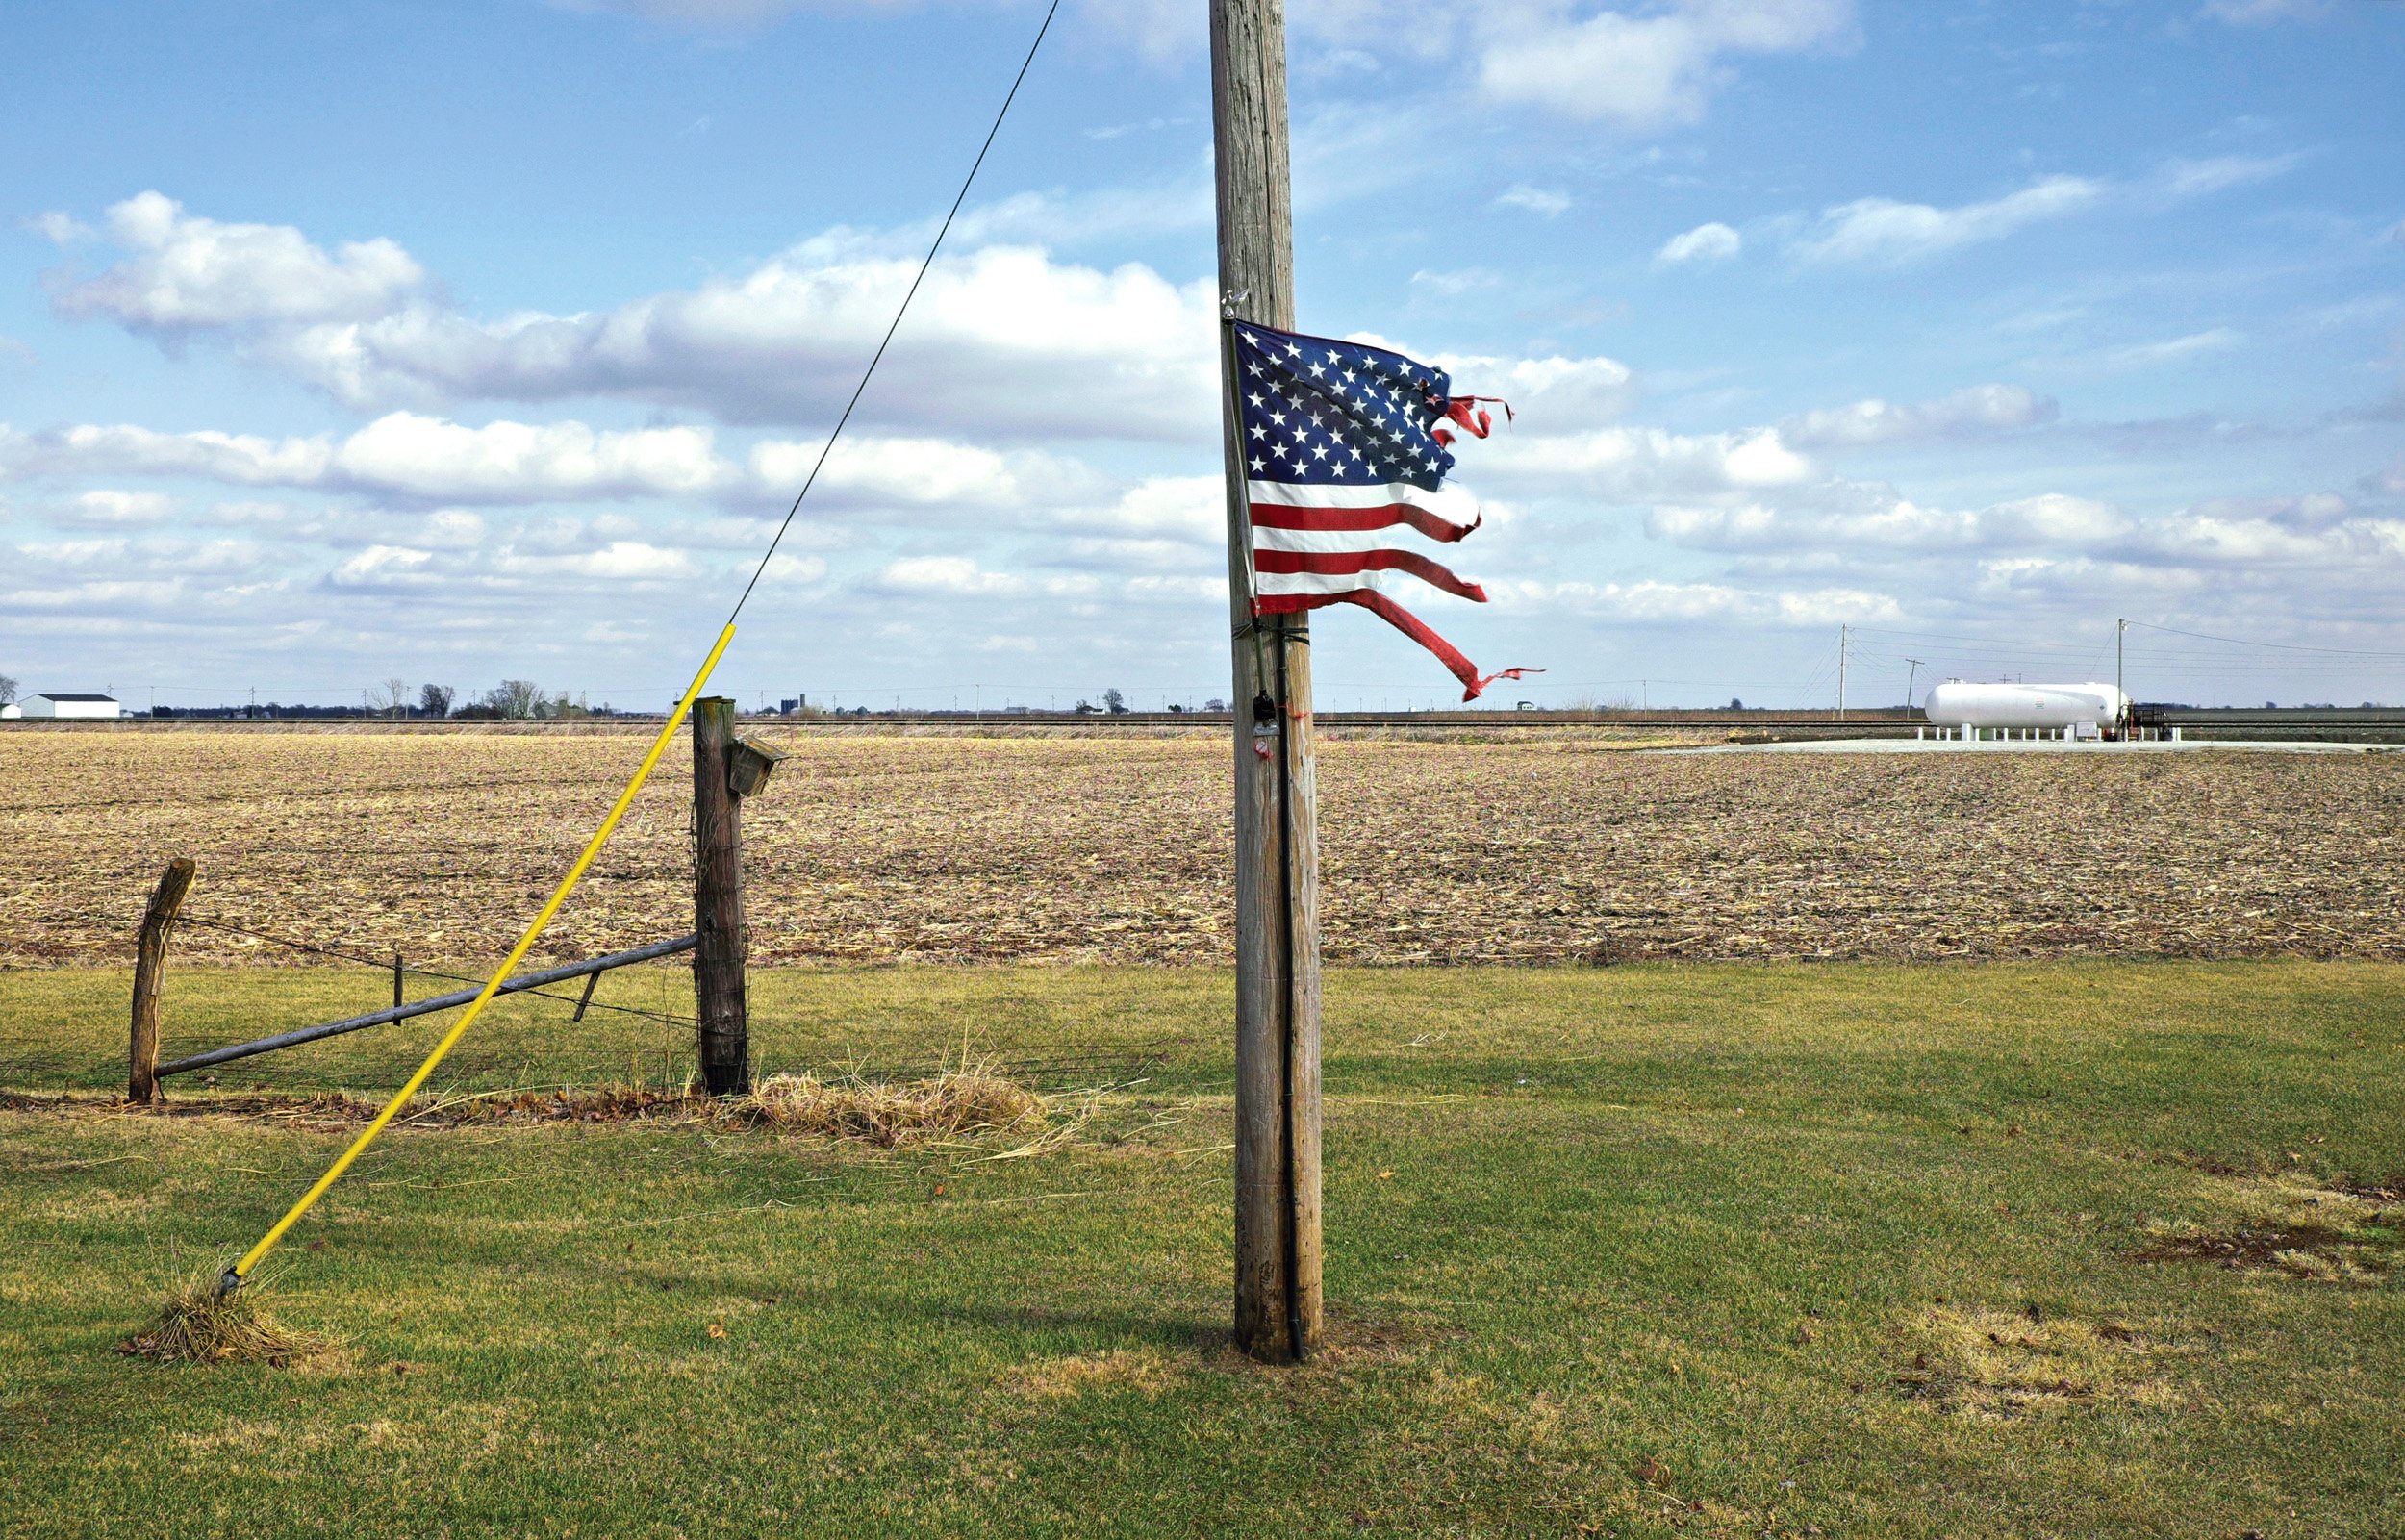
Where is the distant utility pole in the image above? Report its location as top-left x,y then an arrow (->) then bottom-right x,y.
1903,657 -> 1924,711
1213,0 -> 1322,1366
1835,625 -> 1848,720
2116,618 -> 2127,736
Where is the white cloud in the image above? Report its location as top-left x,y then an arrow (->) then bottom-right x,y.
2200,0 -> 2330,22
1647,492 -> 2129,552
26,211 -> 93,244
268,241 -> 1219,438
1483,423 -> 1812,499
1046,475 -> 1223,543
1791,175 -> 2105,265
1122,573 -> 1227,605
3,413 -> 732,504
1780,384 -> 2057,447
329,545 -> 437,588
497,540 -> 700,580
749,435 -> 1031,507
1496,185 -> 1572,216
1429,351 -> 1640,427
760,552 -> 828,583
1477,0 -> 1856,129
1410,267 -> 1504,298
1494,576 -> 1901,626
53,192 -> 423,330
2155,154 -> 2301,200
59,490 -> 178,527
2102,328 -> 2243,369
1657,221 -> 1742,264
875,555 -> 1025,596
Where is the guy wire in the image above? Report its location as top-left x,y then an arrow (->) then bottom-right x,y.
723,0 -> 1061,629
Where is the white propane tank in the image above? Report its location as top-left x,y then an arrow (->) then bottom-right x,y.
1923,680 -> 2126,731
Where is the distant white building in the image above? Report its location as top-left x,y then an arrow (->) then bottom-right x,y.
16,694 -> 128,720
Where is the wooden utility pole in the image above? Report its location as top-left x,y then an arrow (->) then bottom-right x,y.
1212,0 -> 1322,1364
1836,624 -> 1848,720
693,697 -> 750,1096
128,857 -> 194,1102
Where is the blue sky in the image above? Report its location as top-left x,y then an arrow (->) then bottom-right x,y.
4,0 -> 2402,711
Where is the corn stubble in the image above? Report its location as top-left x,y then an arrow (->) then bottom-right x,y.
7,727 -> 2401,968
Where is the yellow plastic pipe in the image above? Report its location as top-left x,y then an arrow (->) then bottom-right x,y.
224,622 -> 738,1289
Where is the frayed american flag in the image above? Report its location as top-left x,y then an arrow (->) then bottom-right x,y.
1231,320 -> 1534,700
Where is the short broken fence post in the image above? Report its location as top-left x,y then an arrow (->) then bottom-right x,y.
693,697 -> 750,1097
129,857 -> 196,1103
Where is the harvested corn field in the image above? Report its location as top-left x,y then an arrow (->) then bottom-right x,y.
3,727 -> 2400,967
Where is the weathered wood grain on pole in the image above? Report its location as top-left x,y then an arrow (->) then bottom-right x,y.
128,856 -> 194,1102
693,697 -> 750,1096
1212,0 -> 1322,1363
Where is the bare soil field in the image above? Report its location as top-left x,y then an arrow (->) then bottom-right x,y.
3,726 -> 2400,967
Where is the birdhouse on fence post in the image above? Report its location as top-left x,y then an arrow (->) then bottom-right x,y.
728,734 -> 788,798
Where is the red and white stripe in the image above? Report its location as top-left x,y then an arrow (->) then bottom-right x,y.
1246,477 -> 1532,700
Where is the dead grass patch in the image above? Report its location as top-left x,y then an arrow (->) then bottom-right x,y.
120,1271 -> 331,1368
1892,1304 -> 2179,1418
2135,1174 -> 2397,1284
740,1061 -> 1051,1149
11,1069 -> 1086,1155
1001,1347 -> 1184,1401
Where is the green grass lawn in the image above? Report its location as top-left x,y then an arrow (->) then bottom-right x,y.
3,962 -> 2401,1538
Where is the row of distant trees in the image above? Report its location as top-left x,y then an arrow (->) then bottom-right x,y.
363,677 -> 595,720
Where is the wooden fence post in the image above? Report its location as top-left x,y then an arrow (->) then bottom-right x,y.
129,857 -> 195,1102
693,697 -> 750,1096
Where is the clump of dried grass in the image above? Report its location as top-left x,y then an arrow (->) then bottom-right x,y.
741,1059 -> 1051,1149
121,1269 -> 328,1367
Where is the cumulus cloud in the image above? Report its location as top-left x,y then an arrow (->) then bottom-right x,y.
3,413 -> 732,504
1481,423 -> 1813,500
1791,175 -> 2105,265
328,544 -> 438,588
1785,155 -> 2292,268
43,196 -> 1682,459
1477,0 -> 1856,129
1334,333 -> 1639,431
57,490 -> 178,528
747,435 -> 1100,510
52,192 -> 424,331
1657,221 -> 1742,264
495,540 -> 700,580
254,240 -> 1216,438
1780,384 -> 2057,447
872,556 -> 1098,597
